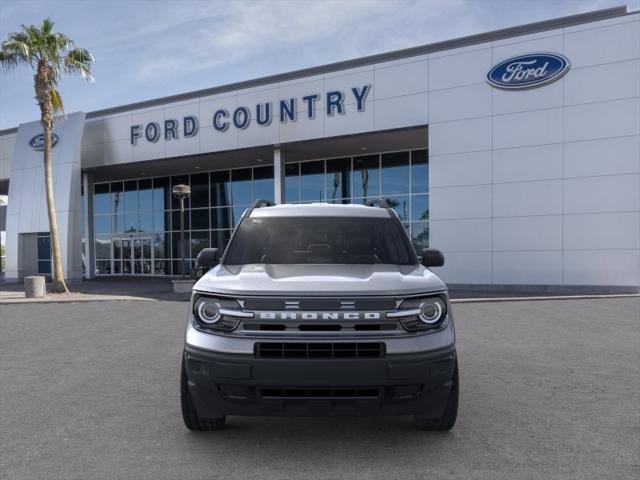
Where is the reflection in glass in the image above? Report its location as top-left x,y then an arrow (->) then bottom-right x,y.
231,169 -> 252,205
154,260 -> 169,275
124,180 -> 138,212
110,182 -> 123,219
124,212 -> 139,232
190,173 -> 209,208
153,211 -> 167,232
211,207 -> 230,230
190,231 -> 209,257
352,155 -> 379,199
411,149 -> 428,193
211,171 -> 230,207
253,166 -> 274,201
139,212 -> 153,232
411,194 -> 429,221
384,196 -> 409,221
326,158 -> 350,203
154,233 -> 168,258
95,214 -> 111,235
381,152 -> 410,195
171,210 -> 190,232
95,236 -> 111,259
300,161 -> 324,202
138,178 -> 153,211
94,183 -> 110,215
284,164 -> 299,203
190,208 -> 209,230
153,177 -> 170,210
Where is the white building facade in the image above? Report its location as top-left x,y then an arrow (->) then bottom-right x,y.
0,6 -> 638,292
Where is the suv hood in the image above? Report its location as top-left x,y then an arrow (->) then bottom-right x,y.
194,264 -> 446,296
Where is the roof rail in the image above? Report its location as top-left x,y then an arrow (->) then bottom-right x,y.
243,199 -> 276,219
364,198 -> 390,209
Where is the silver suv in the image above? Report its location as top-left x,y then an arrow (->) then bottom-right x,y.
180,200 -> 458,431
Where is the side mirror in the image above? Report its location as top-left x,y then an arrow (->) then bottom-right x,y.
421,248 -> 444,268
195,248 -> 220,278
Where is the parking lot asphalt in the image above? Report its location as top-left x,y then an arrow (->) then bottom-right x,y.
1,297 -> 638,480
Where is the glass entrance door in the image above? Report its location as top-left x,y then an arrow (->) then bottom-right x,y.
114,237 -> 153,275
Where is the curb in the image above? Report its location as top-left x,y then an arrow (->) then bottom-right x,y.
0,295 -> 154,305
450,293 -> 640,304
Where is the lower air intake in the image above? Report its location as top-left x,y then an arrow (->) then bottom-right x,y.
256,342 -> 384,359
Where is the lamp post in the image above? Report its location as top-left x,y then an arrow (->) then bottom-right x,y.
172,184 -> 191,278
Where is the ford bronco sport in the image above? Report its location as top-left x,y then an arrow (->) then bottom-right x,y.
181,199 -> 458,431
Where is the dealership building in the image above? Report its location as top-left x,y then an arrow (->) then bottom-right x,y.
0,6 -> 638,292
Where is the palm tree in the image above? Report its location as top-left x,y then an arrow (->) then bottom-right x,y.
0,19 -> 94,293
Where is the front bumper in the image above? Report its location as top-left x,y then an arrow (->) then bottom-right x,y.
184,332 -> 456,417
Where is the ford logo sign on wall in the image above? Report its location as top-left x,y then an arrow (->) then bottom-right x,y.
487,53 -> 570,90
29,133 -> 59,151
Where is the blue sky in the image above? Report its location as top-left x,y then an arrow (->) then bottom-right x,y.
0,0 -> 633,130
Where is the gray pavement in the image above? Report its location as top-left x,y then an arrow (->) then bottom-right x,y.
1,297 -> 638,480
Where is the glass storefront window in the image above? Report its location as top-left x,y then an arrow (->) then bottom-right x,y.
381,152 -> 410,195
138,178 -> 153,211
284,163 -> 299,202
124,180 -> 138,213
211,207 -> 230,230
92,148 -> 428,275
171,210 -> 190,232
94,183 -> 110,215
352,155 -> 380,200
326,158 -> 350,203
190,231 -> 209,257
231,168 -> 252,205
153,177 -> 170,210
253,166 -> 274,201
191,208 -> 209,230
300,160 -> 324,202
411,194 -> 429,221
190,173 -> 209,208
211,171 -> 231,208
411,149 -> 428,193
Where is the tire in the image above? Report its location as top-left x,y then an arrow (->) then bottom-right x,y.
181,360 -> 226,431
414,358 -> 459,431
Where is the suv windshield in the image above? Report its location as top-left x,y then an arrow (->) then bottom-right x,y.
224,216 -> 417,265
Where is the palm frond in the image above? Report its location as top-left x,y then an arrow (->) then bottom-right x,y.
64,47 -> 94,81
50,88 -> 64,114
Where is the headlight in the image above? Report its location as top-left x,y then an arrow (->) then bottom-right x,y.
389,295 -> 447,331
192,295 -> 251,331
195,297 -> 221,324
419,298 -> 445,325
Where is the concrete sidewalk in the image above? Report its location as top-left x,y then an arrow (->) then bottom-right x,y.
0,277 -> 190,303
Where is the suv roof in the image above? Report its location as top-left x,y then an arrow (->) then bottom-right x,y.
249,202 -> 391,218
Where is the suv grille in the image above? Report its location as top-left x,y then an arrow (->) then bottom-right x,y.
242,298 -> 397,310
256,342 -> 385,359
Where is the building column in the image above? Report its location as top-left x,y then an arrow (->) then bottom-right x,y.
82,171 -> 95,279
273,146 -> 285,204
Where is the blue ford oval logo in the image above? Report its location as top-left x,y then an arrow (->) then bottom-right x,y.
29,133 -> 59,151
487,53 -> 570,90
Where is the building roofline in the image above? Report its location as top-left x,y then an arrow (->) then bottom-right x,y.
0,5 -> 631,136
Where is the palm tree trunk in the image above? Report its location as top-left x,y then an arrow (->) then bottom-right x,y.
43,123 -> 68,293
